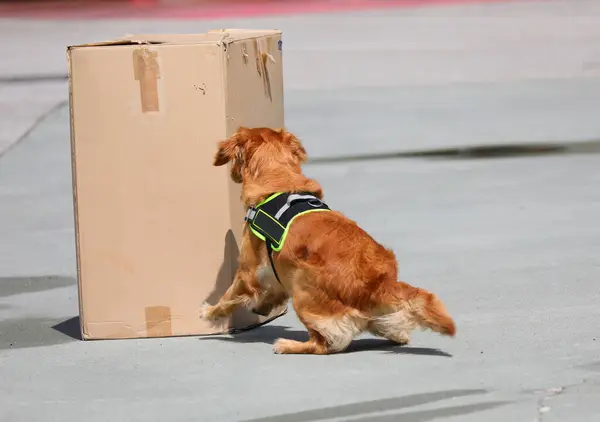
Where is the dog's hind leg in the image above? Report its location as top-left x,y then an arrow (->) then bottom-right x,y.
274,300 -> 366,355
273,329 -> 329,355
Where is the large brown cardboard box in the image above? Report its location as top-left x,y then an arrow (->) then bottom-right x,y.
67,29 -> 287,340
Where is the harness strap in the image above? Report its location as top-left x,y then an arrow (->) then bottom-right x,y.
266,240 -> 283,286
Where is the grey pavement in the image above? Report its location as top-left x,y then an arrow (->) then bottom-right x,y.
2,0 -> 600,421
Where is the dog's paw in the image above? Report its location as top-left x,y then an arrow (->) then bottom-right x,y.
273,338 -> 298,354
392,332 -> 411,346
198,302 -> 213,320
199,302 -> 226,324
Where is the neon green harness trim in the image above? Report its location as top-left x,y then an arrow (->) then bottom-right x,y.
245,192 -> 331,252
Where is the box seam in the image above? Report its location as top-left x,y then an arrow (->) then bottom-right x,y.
66,47 -> 87,340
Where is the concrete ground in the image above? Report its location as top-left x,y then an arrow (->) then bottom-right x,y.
1,0 -> 600,421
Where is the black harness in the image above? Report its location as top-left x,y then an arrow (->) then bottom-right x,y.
244,192 -> 330,284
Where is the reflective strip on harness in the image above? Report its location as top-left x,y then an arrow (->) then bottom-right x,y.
274,194 -> 318,219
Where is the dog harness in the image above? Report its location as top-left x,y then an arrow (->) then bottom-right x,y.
244,192 -> 331,283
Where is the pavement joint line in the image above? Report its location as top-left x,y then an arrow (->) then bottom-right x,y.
533,380 -> 591,422
0,100 -> 67,160
0,74 -> 68,84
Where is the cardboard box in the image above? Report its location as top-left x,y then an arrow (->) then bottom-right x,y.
67,29 -> 287,340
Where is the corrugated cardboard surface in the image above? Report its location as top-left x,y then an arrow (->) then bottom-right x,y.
67,29 -> 286,340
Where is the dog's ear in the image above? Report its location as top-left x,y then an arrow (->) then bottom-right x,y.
280,129 -> 308,164
213,137 -> 238,166
213,130 -> 247,167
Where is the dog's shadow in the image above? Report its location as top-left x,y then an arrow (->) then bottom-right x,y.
199,324 -> 452,357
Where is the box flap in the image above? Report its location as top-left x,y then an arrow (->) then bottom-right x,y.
208,28 -> 282,37
67,39 -> 163,49
120,33 -> 227,44
68,29 -> 282,50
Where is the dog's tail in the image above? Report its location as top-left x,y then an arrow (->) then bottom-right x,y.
378,281 -> 456,336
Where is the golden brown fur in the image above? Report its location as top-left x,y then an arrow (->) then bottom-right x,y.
200,127 -> 456,354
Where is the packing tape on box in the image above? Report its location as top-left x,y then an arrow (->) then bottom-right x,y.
133,48 -> 160,113
145,306 -> 172,337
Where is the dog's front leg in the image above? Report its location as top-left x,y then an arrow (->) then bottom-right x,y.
252,288 -> 289,316
200,229 -> 262,322
251,274 -> 289,317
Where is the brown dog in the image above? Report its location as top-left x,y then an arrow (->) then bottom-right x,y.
200,127 -> 456,354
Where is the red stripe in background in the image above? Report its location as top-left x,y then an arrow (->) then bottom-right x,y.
0,0 -> 521,20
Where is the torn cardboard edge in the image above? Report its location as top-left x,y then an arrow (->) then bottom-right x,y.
66,29 -> 282,50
